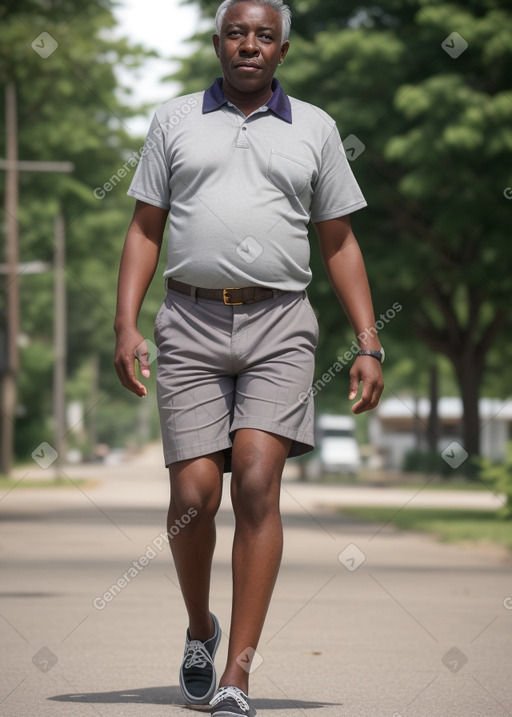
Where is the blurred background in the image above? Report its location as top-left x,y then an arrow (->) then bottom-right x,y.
1,0 -> 512,506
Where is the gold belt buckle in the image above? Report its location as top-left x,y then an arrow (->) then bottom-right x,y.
223,288 -> 243,306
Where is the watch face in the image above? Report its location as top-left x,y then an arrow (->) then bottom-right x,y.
380,347 -> 385,364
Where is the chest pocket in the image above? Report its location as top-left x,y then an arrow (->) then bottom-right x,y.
267,149 -> 311,197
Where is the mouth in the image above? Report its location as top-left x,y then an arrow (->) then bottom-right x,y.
235,62 -> 263,72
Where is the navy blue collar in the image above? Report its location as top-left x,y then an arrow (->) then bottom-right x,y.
202,77 -> 292,123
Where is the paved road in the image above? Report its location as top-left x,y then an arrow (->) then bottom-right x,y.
1,448 -> 511,716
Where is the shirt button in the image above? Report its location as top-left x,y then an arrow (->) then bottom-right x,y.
242,126 -> 247,131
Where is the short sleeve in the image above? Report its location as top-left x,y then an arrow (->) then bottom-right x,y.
127,113 -> 171,210
310,124 -> 367,223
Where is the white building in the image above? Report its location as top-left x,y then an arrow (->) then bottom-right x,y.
369,397 -> 512,469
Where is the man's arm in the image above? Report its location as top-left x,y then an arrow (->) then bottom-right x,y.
114,200 -> 168,397
314,215 -> 384,414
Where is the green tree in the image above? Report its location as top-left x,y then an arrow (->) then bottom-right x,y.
0,0 -> 163,460
172,0 -> 512,456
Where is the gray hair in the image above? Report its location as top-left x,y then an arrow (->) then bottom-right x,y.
215,0 -> 292,43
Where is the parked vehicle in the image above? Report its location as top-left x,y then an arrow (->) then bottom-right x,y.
306,414 -> 361,478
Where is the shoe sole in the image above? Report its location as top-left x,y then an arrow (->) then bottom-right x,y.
211,710 -> 256,717
210,704 -> 256,716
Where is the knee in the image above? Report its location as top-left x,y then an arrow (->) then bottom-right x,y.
167,505 -> 200,538
170,484 -> 221,522
231,467 -> 281,525
230,430 -> 288,524
169,459 -> 222,521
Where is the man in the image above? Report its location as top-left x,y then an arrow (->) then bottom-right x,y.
114,0 -> 384,715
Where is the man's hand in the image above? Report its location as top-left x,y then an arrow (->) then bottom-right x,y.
349,356 -> 384,414
114,327 -> 151,398
113,201 -> 167,397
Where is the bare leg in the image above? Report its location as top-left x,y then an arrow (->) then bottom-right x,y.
168,452 -> 224,641
219,429 -> 291,694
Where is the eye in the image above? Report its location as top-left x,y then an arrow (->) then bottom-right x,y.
260,33 -> 274,41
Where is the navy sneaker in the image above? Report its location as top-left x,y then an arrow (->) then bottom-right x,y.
209,686 -> 256,716
179,613 -> 221,704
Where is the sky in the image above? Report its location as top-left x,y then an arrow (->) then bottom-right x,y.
112,0 -> 205,135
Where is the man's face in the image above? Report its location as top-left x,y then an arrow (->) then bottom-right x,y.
213,1 -> 290,95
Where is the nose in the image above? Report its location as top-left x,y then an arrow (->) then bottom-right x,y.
239,32 -> 259,55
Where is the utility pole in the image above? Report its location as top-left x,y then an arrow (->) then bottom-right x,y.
0,81 -> 73,475
1,82 -> 19,477
53,212 -> 66,476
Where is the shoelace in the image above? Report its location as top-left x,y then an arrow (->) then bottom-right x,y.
210,685 -> 250,711
183,640 -> 213,669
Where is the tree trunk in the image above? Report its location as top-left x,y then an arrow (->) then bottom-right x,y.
453,350 -> 482,460
427,363 -> 439,453
416,285 -> 507,464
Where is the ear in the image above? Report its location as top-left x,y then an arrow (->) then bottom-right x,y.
279,40 -> 290,65
213,34 -> 220,58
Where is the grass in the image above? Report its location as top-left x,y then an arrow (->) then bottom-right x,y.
318,472 -> 491,490
373,475 -> 489,490
391,481 -> 490,491
340,506 -> 512,550
0,475 -> 90,491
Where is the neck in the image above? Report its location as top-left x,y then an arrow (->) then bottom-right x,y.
222,79 -> 274,117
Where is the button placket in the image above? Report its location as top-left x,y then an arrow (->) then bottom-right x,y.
236,122 -> 250,149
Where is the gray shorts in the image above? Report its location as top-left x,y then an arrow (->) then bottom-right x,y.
153,288 -> 318,471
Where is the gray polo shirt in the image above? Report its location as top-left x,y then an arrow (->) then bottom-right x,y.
128,78 -> 367,291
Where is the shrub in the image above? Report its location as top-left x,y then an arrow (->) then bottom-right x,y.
477,446 -> 512,520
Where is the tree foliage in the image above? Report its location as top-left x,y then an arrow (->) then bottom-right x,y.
0,0 -> 164,459
3,0 -> 511,461
173,0 -> 512,453
478,445 -> 512,519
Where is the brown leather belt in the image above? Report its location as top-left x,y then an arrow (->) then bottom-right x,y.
166,278 -> 287,306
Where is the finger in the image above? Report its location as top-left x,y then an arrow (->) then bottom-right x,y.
352,396 -> 368,414
116,356 -> 147,397
348,376 -> 360,401
352,380 -> 382,414
348,365 -> 362,401
131,376 -> 148,398
135,340 -> 151,378
350,380 -> 372,413
123,372 -> 147,398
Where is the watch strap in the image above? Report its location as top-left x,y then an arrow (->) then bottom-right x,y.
357,349 -> 383,364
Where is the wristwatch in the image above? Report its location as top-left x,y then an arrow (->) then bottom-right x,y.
357,347 -> 385,364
